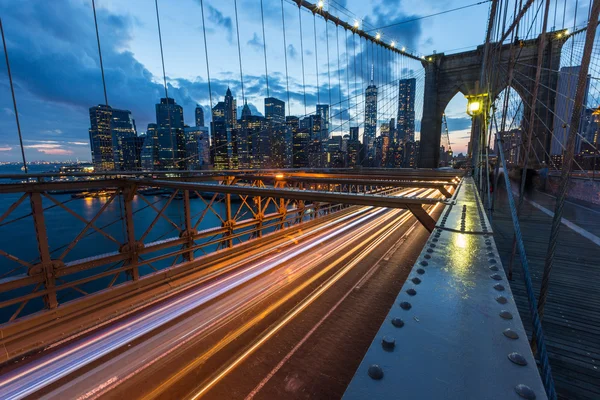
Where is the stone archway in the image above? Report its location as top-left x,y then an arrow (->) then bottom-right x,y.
418,31 -> 566,168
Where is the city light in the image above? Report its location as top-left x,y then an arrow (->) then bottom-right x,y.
275,173 -> 285,179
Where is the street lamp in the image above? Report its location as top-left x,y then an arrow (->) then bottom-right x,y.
465,93 -> 488,117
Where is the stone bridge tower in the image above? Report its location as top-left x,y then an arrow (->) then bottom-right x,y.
418,32 -> 567,168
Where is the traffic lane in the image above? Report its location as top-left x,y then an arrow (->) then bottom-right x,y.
34,204 -> 397,399
100,207 -> 419,399
3,203 -> 385,399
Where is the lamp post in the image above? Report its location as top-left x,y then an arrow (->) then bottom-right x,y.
465,93 -> 489,189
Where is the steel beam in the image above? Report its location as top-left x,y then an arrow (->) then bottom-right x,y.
343,178 -> 547,400
134,179 -> 441,208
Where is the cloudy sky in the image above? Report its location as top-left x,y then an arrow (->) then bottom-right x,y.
0,0 -> 498,162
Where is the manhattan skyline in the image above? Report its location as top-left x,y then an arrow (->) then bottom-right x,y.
0,0 -> 511,163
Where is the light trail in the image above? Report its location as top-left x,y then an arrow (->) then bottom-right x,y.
174,190 -> 440,399
0,188 -> 426,399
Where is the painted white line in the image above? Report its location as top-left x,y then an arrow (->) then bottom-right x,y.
535,189 -> 600,215
527,199 -> 600,247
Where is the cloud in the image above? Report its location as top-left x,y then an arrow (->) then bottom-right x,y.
0,146 -> 13,151
206,4 -> 233,44
68,141 -> 88,146
446,117 -> 472,131
37,148 -> 74,155
287,44 -> 297,59
41,129 -> 63,135
247,33 -> 264,51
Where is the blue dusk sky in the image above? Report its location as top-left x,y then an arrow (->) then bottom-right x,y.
0,0 -> 520,161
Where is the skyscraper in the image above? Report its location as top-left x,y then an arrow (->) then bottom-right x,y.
364,83 -> 378,166
316,104 -> 330,141
120,136 -> 145,171
89,105 -> 114,171
238,103 -> 267,168
185,126 -> 210,169
397,78 -> 416,142
265,97 -> 285,127
141,123 -> 159,170
265,97 -> 286,167
195,105 -> 205,127
155,97 -> 185,170
110,109 -> 137,171
212,88 -> 238,170
552,66 -> 590,155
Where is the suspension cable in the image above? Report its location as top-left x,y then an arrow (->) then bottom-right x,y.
154,0 -> 174,166
260,0 -> 270,98
200,0 -> 213,117
299,6 -> 307,116
0,19 -> 27,174
313,13 -> 320,105
233,0 -> 245,103
91,0 -> 108,106
281,0 -> 291,116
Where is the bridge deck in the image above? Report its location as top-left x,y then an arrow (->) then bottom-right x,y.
493,187 -> 600,400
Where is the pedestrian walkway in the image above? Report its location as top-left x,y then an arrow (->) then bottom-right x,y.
492,186 -> 600,399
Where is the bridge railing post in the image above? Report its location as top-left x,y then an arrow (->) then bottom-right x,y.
29,192 -> 58,309
122,184 -> 139,281
181,189 -> 194,262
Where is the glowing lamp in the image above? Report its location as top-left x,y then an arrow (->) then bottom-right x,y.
275,173 -> 285,179
465,93 -> 488,117
375,32 -> 381,40
401,46 -> 406,51
390,41 -> 395,47
353,20 -> 360,29
317,0 -> 324,9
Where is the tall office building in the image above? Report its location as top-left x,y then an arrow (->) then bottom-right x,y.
195,105 -> 205,127
141,123 -> 159,170
185,126 -> 210,169
364,83 -> 378,166
265,97 -> 285,127
121,136 -> 145,171
292,116 -> 310,168
316,104 -> 330,141
239,103 -> 267,168
265,97 -> 286,168
552,66 -> 590,155
89,105 -> 115,171
349,126 -> 360,142
397,78 -> 416,142
155,97 -> 185,170
212,88 -> 238,170
110,109 -> 137,171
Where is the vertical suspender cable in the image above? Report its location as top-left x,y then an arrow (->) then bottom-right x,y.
92,0 -> 108,106
154,0 -> 174,166
352,32 -> 358,132
282,0 -> 291,116
326,19 -> 332,125
260,0 -> 270,98
336,26 -> 343,135
234,0 -> 245,103
0,19 -> 27,174
313,13 -> 320,106
200,0 -> 213,121
299,6 -> 307,116
344,29 -> 351,136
